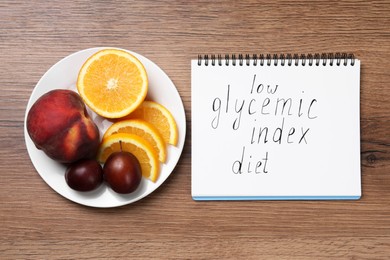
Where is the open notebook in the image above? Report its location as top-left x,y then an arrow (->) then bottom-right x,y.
191,53 -> 361,200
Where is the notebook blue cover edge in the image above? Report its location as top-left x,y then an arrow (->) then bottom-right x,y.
192,195 -> 361,201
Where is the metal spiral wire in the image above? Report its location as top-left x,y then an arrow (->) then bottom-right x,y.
197,53 -> 355,66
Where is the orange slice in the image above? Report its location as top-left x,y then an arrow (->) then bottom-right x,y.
124,101 -> 178,146
77,49 -> 148,118
103,119 -> 167,163
98,133 -> 159,182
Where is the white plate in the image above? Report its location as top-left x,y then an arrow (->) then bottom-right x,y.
24,47 -> 186,208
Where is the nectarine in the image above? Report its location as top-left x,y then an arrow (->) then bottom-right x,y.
27,89 -> 100,164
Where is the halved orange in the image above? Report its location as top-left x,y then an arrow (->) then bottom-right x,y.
124,101 -> 178,146
98,133 -> 159,182
103,119 -> 167,163
77,49 -> 148,118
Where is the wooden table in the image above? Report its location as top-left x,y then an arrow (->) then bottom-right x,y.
1,1 -> 389,259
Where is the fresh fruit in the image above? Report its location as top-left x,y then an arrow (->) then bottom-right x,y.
98,133 -> 159,182
103,119 -> 167,163
77,49 -> 148,119
26,89 -> 100,163
103,152 -> 142,194
124,101 -> 178,146
65,159 -> 103,192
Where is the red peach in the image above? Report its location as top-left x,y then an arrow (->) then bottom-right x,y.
27,89 -> 100,164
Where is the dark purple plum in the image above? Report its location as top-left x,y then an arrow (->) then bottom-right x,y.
65,159 -> 103,192
103,152 -> 142,194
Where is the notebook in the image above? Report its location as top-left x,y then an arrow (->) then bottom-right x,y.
191,53 -> 361,200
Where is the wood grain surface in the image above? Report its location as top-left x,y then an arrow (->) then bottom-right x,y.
1,0 -> 389,259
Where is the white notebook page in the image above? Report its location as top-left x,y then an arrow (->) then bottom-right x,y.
191,57 -> 361,200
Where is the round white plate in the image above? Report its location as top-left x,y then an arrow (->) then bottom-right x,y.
24,47 -> 186,208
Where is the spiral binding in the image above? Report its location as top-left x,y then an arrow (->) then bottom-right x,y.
197,53 -> 355,66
